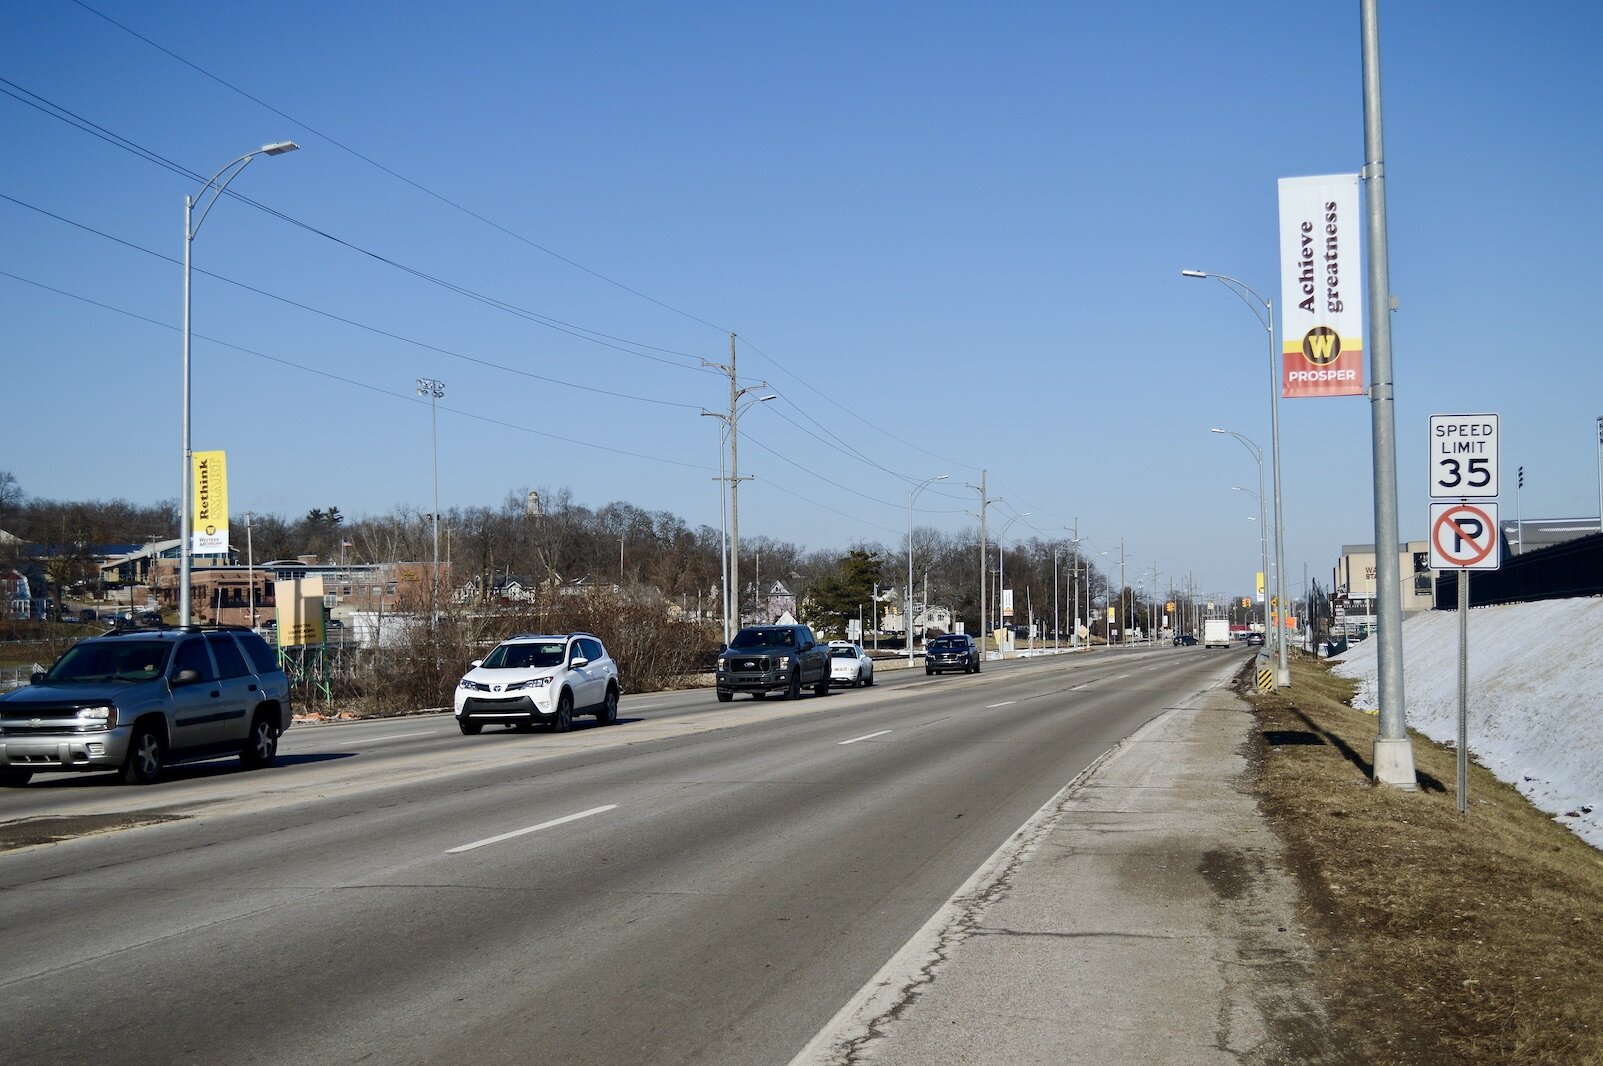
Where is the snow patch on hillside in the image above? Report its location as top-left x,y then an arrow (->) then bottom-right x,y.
1332,598 -> 1603,849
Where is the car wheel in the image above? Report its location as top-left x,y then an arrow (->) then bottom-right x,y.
866,670 -> 874,687
120,722 -> 165,785
716,689 -> 733,703
925,667 -> 934,675
514,721 -> 536,732
853,672 -> 863,688
239,712 -> 280,770
596,686 -> 619,725
786,670 -> 802,701
459,720 -> 483,735
813,674 -> 830,697
552,691 -> 573,732
973,659 -> 981,673
0,768 -> 32,787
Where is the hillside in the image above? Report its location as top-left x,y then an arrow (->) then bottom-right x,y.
1332,598 -> 1603,849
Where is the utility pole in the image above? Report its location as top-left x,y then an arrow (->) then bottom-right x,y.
966,471 -> 992,652
1361,0 -> 1417,790
701,334 -> 768,629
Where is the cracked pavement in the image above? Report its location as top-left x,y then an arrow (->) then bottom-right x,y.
793,684 -> 1337,1065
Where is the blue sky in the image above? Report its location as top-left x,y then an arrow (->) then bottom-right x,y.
4,1 -> 1600,601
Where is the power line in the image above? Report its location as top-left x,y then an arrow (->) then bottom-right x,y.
0,193 -> 703,412
69,0 -> 733,337
0,269 -> 716,474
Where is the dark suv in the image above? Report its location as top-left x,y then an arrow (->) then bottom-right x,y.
924,633 -> 981,675
0,626 -> 292,786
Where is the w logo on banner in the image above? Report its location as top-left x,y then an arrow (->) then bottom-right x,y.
1301,326 -> 1342,365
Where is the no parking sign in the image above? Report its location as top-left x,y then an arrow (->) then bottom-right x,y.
1429,501 -> 1500,570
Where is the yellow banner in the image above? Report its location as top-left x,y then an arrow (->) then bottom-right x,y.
192,450 -> 229,555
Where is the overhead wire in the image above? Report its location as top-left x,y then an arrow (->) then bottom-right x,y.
8,34 -> 1078,535
0,193 -> 702,412
70,0 -> 733,337
0,269 -> 716,474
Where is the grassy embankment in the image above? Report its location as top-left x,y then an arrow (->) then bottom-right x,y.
1248,654 -> 1603,1064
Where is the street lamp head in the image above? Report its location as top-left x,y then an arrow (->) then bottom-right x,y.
1181,269 -> 1208,279
261,141 -> 300,156
758,395 -> 777,403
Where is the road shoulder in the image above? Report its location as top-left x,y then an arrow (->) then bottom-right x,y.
795,679 -> 1336,1064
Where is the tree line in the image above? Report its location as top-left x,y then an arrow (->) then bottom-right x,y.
2,469 -> 1192,637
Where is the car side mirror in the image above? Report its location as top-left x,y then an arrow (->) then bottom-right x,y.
799,640 -> 814,652
30,670 -> 46,685
469,659 -> 483,668
570,656 -> 589,669
173,668 -> 202,686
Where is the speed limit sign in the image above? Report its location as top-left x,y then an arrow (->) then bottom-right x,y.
1429,414 -> 1498,499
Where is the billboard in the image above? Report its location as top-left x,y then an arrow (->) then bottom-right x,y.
1278,174 -> 1364,398
191,449 -> 229,554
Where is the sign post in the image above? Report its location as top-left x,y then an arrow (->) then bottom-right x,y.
1429,413 -> 1501,814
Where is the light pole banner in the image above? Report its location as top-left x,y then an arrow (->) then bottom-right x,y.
191,449 -> 229,555
1278,174 -> 1364,398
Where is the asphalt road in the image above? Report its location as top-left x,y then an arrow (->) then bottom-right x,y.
0,645 -> 1242,1065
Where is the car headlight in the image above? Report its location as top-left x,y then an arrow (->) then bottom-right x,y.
507,677 -> 552,691
76,705 -> 116,729
778,656 -> 791,669
458,679 -> 488,691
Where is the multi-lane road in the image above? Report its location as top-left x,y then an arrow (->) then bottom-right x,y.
1,645 -> 1240,1065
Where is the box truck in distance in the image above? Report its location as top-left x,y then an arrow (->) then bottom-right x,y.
1203,618 -> 1231,649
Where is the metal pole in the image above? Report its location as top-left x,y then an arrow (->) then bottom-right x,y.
245,511 -> 255,628
1596,416 -> 1602,534
1362,0 -> 1417,789
727,334 -> 740,627
1267,295 -> 1290,686
180,193 -> 194,626
908,475 -> 947,665
1457,568 -> 1469,814
178,143 -> 297,627
416,378 -> 445,623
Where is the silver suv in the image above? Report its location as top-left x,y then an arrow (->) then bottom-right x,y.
454,632 -> 620,734
0,627 -> 293,786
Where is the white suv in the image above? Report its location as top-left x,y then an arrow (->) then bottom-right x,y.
454,632 -> 620,735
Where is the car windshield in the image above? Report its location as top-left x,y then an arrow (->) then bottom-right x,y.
729,628 -> 794,649
45,640 -> 170,683
929,638 -> 965,650
481,642 -> 565,669
829,646 -> 857,659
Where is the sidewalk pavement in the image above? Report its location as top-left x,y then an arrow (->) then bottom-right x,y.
795,679 -> 1339,1065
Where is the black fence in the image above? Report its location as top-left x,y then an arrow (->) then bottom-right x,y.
1435,530 -> 1603,608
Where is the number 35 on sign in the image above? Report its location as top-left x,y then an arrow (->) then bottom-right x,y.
1429,413 -> 1498,499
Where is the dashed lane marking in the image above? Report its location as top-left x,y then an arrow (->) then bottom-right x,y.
839,730 -> 892,745
447,805 -> 618,854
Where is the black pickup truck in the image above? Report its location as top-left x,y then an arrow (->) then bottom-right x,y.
714,624 -> 831,702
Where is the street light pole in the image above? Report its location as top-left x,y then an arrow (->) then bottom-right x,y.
416,378 -> 445,622
180,140 -> 298,625
1184,269 -> 1289,686
1214,424 -> 1270,633
907,474 -> 948,665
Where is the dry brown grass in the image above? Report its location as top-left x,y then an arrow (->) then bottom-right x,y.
1247,652 -> 1603,1064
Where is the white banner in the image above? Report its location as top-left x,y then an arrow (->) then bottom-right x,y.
1278,174 -> 1364,398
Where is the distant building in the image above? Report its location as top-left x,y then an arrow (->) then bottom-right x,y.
1500,516 -> 1602,556
1333,541 -> 1436,637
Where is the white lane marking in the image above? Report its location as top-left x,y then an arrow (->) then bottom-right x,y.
1115,673 -> 1131,680
985,701 -> 1016,709
448,805 -> 618,854
839,730 -> 892,745
356,730 -> 438,745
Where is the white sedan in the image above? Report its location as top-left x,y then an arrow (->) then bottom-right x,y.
827,642 -> 875,687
